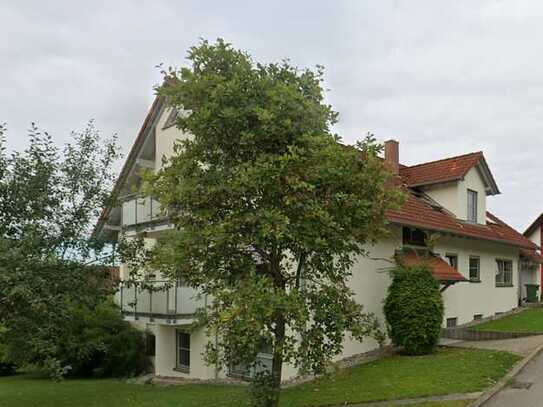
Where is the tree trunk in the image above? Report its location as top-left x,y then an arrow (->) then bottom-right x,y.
264,255 -> 285,407
268,316 -> 285,407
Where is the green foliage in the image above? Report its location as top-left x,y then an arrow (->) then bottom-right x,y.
0,121 -> 120,258
0,326 -> 16,377
46,300 -> 149,379
0,122 -> 133,379
384,265 -> 444,355
249,372 -> 277,407
122,38 -> 404,406
0,255 -> 148,379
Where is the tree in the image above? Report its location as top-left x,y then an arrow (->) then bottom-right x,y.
0,122 -> 148,379
384,264 -> 444,355
132,39 -> 404,406
0,121 -> 119,258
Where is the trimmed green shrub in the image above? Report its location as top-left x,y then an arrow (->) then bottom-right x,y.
384,265 -> 444,355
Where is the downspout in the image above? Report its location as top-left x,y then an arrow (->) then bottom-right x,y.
214,330 -> 219,380
440,282 -> 454,293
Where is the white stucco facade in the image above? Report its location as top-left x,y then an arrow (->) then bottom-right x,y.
435,237 -> 519,324
423,167 -> 487,225
104,99 -> 539,383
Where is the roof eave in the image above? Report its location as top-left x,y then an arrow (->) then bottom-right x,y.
92,96 -> 165,239
475,158 -> 500,196
388,218 -> 535,250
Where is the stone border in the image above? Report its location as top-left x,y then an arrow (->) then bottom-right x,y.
338,392 -> 481,407
441,307 -> 543,341
442,328 -> 542,341
468,340 -> 543,407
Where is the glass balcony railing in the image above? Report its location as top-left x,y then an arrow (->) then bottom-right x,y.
115,280 -> 206,323
121,196 -> 164,227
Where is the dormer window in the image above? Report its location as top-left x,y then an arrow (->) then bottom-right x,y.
402,227 -> 427,247
467,189 -> 478,223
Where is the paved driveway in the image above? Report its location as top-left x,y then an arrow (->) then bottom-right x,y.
485,350 -> 543,407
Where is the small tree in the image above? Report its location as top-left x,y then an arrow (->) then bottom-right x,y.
384,265 -> 444,355
128,39 -> 404,406
0,122 -> 148,379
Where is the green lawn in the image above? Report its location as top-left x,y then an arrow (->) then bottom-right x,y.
473,308 -> 543,333
0,348 -> 518,407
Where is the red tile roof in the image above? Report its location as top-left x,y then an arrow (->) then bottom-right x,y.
399,251 -> 467,282
400,152 -> 483,187
387,190 -> 537,250
386,149 -> 535,250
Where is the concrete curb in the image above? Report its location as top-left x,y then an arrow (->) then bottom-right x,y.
337,392 -> 481,407
468,341 -> 543,407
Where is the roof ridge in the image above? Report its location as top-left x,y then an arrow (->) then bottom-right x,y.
401,151 -> 483,170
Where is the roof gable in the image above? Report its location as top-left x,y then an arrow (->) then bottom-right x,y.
399,152 -> 500,195
524,213 -> 543,238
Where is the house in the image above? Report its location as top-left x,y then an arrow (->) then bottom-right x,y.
94,95 -> 541,382
523,214 -> 543,301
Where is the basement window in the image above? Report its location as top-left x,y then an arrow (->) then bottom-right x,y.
473,314 -> 483,321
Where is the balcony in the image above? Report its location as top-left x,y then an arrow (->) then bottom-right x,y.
115,280 -> 206,324
121,195 -> 164,228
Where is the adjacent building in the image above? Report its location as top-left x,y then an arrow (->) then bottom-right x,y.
523,214 -> 543,302
94,95 -> 541,382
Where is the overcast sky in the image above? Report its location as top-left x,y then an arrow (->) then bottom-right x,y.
2,1 -> 542,231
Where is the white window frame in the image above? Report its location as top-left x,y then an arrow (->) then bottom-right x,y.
176,331 -> 190,373
469,256 -> 480,282
495,259 -> 513,287
467,189 -> 478,223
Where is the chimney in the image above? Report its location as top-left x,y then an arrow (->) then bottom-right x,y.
384,139 -> 399,175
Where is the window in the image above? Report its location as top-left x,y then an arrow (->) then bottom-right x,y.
145,333 -> 156,356
495,259 -> 513,286
469,256 -> 480,281
446,318 -> 458,328
446,254 -> 458,270
176,276 -> 188,287
176,331 -> 190,372
227,339 -> 273,381
473,314 -> 483,321
163,108 -> 179,129
467,189 -> 478,223
402,227 -> 427,247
